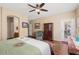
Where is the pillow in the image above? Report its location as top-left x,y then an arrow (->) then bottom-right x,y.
76,36 -> 79,41
14,42 -> 25,47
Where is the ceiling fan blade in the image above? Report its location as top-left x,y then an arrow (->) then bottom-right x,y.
37,12 -> 40,14
29,9 -> 35,12
40,9 -> 48,12
36,4 -> 39,7
40,3 -> 45,8
27,4 -> 36,8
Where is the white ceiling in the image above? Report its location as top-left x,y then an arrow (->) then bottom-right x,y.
0,3 -> 78,20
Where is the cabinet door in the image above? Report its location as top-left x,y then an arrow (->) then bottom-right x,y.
43,23 -> 53,41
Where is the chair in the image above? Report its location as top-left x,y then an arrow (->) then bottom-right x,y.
36,31 -> 43,41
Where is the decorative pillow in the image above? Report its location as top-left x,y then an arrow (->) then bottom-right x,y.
14,42 -> 25,47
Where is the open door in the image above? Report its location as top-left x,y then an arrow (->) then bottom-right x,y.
7,17 -> 14,39
43,23 -> 53,41
7,16 -> 19,39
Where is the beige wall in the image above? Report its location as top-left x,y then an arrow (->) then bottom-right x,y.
1,7 -> 28,40
0,7 -> 1,40
31,11 -> 76,41
76,5 -> 79,35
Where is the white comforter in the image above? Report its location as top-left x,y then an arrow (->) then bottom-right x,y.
17,37 -> 51,55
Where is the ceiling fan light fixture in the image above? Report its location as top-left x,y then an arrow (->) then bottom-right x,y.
35,9 -> 40,12
28,3 -> 48,15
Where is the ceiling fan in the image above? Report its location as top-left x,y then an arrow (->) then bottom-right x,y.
27,3 -> 48,15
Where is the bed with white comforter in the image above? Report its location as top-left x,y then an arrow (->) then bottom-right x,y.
17,37 -> 51,55
0,37 -> 51,55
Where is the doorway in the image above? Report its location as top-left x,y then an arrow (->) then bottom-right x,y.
7,16 -> 19,39
7,17 -> 14,39
43,23 -> 53,41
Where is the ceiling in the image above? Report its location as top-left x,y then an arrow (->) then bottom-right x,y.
0,3 -> 78,20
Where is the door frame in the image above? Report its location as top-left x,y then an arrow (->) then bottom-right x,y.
7,16 -> 20,39
7,16 -> 14,39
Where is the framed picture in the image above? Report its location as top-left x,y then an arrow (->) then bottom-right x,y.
35,23 -> 40,29
22,22 -> 28,28
64,22 -> 71,38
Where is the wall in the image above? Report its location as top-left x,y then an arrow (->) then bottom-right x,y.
30,11 -> 76,41
0,7 -> 1,40
76,5 -> 79,35
1,7 -> 28,40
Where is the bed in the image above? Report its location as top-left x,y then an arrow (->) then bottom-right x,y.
0,37 -> 51,55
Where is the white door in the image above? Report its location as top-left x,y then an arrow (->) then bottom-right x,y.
14,17 -> 19,33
